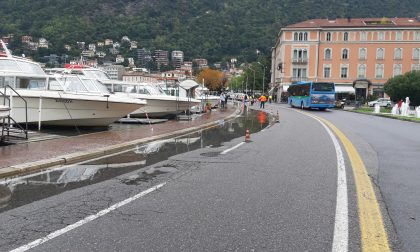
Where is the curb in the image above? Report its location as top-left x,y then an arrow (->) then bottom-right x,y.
342,109 -> 420,124
0,109 -> 241,179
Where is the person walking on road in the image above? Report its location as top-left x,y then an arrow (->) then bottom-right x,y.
269,95 -> 272,104
259,94 -> 267,109
220,93 -> 225,109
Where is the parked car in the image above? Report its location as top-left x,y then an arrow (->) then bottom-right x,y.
368,98 -> 392,107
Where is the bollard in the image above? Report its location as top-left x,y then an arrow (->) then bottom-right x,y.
245,129 -> 251,142
276,110 -> 280,123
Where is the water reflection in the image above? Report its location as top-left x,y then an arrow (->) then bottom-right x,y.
0,110 -> 272,212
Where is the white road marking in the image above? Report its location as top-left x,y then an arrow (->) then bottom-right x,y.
289,109 -> 348,252
10,182 -> 167,252
220,142 -> 245,155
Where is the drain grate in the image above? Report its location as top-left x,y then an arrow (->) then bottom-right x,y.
200,152 -> 220,157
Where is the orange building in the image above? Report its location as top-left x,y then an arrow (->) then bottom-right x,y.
271,16 -> 420,101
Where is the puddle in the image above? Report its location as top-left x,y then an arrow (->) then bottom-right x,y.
0,110 -> 273,212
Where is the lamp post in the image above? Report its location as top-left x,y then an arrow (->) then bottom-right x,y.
257,61 -> 266,95
249,66 -> 256,96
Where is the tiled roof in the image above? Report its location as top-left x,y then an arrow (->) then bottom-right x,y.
286,18 -> 420,29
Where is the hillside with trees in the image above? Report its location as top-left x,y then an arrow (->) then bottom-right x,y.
1,0 -> 420,64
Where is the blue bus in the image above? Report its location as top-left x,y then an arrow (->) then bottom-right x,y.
288,81 -> 336,110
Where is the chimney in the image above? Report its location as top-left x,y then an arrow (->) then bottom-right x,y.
416,12 -> 420,22
347,16 -> 351,23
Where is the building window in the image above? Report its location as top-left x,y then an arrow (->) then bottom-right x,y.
413,48 -> 420,59
325,48 -> 332,59
376,48 -> 384,60
396,31 -> 403,40
375,64 -> 384,78
393,64 -> 402,76
378,32 -> 385,41
294,33 -> 298,41
360,31 -> 367,41
394,48 -> 402,60
358,64 -> 366,78
412,64 -> 420,71
293,49 -> 308,62
303,32 -> 308,41
326,32 -> 331,41
415,31 -> 420,41
359,48 -> 367,60
323,66 -> 331,78
343,32 -> 349,41
342,49 -> 349,59
341,66 -> 348,78
299,33 -> 303,41
292,68 -> 307,78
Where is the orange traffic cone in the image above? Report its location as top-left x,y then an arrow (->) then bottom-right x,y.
245,129 -> 251,142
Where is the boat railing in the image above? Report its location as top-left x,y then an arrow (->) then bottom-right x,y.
1,85 -> 28,142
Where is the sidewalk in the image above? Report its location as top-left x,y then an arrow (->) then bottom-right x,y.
0,107 -> 238,178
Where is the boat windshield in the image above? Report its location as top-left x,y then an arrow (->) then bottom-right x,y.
0,59 -> 45,75
144,85 -> 166,96
82,70 -> 110,80
59,77 -> 88,93
83,79 -> 110,94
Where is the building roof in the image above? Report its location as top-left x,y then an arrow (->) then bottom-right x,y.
285,17 -> 420,29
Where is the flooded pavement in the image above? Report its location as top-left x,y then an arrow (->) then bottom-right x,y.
0,110 -> 273,213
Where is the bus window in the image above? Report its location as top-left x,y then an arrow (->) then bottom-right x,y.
312,82 -> 334,92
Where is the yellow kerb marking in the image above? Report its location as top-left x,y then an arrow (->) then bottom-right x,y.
317,116 -> 390,252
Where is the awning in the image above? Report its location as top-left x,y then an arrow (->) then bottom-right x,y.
335,86 -> 355,93
179,80 -> 199,90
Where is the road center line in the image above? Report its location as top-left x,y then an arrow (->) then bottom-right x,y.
297,111 -> 349,252
288,107 -> 390,252
220,142 -> 245,155
10,182 -> 167,252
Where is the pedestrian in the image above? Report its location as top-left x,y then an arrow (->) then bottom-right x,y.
250,95 -> 254,106
397,99 -> 403,114
259,94 -> 267,109
269,95 -> 272,104
243,93 -> 249,111
220,93 -> 225,109
224,93 -> 229,108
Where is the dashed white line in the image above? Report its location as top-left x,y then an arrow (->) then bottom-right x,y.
220,142 -> 245,155
10,182 -> 167,252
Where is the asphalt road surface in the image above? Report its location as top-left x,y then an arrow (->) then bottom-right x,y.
1,104 -> 418,251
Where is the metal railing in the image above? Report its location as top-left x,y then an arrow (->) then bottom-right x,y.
1,85 -> 28,142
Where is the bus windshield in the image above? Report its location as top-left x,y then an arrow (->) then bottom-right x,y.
312,82 -> 334,92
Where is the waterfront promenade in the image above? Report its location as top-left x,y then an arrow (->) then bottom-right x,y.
0,107 -> 237,178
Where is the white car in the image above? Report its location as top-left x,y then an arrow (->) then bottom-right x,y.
368,98 -> 392,107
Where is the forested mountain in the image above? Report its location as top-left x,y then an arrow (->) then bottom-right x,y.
1,0 -> 420,63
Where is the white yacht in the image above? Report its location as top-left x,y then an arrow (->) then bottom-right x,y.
195,86 -> 220,108
101,79 -> 200,118
50,67 -> 201,118
0,40 -> 146,127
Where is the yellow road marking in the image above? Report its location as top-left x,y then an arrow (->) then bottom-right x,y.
315,116 -> 390,252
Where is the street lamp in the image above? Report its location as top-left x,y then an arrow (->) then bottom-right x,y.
257,61 -> 266,95
248,66 -> 256,96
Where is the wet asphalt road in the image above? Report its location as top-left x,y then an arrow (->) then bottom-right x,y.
300,106 -> 420,252
0,107 -> 362,251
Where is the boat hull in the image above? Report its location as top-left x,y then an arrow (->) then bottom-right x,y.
7,91 -> 144,127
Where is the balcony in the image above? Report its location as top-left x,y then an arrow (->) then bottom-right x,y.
292,58 -> 308,64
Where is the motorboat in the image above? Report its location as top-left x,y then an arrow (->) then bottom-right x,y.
101,79 -> 200,118
195,86 -> 220,108
0,40 -> 146,127
50,67 -> 201,118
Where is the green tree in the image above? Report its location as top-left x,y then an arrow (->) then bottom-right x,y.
384,71 -> 420,106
